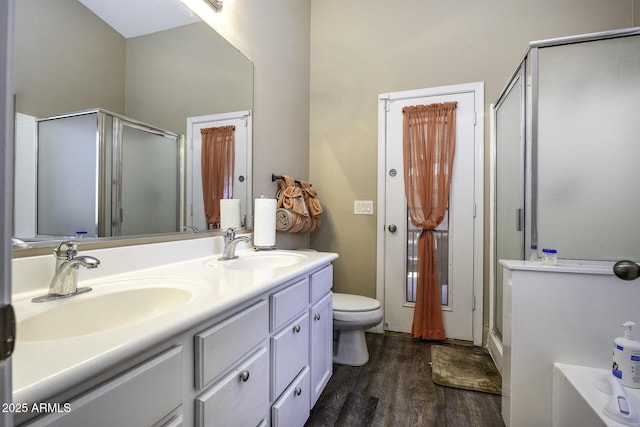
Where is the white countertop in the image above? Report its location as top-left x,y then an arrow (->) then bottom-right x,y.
11,245 -> 338,405
554,363 -> 640,427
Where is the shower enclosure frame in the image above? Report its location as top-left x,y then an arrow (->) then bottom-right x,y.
489,27 -> 640,370
36,108 -> 185,238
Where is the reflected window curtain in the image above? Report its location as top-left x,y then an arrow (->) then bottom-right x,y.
402,102 -> 457,340
201,126 -> 235,228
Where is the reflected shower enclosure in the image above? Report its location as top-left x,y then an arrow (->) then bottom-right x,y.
36,109 -> 183,238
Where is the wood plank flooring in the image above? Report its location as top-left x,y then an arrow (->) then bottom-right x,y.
306,333 -> 505,427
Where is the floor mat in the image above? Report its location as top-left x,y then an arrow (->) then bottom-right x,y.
431,345 -> 502,395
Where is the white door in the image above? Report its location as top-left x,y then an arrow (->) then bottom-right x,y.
186,111 -> 252,231
376,83 -> 484,344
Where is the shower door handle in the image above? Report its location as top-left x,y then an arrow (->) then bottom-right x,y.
516,209 -> 524,232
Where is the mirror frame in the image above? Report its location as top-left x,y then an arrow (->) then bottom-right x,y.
11,229 -> 242,258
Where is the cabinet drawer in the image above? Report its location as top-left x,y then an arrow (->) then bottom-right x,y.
272,367 -> 311,427
271,277 -> 309,332
195,347 -> 270,427
195,300 -> 268,390
27,346 -> 183,427
271,312 -> 309,400
310,265 -> 333,303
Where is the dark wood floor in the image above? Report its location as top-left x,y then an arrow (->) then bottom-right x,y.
306,333 -> 505,427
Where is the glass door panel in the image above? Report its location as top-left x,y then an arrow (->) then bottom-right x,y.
118,122 -> 180,235
536,36 -> 640,261
494,67 -> 526,338
406,211 -> 450,306
37,112 -> 100,237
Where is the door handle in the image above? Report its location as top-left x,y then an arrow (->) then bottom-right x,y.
388,224 -> 397,233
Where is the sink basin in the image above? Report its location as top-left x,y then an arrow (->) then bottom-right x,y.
208,252 -> 306,270
16,277 -> 209,341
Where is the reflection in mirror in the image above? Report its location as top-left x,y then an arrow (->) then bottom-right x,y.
13,0 -> 253,253
31,109 -> 183,239
187,111 -> 252,232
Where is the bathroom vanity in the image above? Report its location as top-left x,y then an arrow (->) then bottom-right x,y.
11,235 -> 337,426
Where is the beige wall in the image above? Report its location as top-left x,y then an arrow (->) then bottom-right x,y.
14,0 -> 125,117
125,22 -> 253,137
309,0 -> 633,310
15,1 -> 252,138
208,0 -> 312,250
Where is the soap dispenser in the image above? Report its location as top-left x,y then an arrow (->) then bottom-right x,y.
613,321 -> 640,388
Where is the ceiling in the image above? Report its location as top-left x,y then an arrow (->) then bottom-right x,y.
78,0 -> 201,38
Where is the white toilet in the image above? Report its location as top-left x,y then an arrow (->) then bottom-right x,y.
332,293 -> 384,366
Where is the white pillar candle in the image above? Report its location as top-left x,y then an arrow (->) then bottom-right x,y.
220,199 -> 241,230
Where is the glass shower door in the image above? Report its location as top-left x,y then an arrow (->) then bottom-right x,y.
114,119 -> 182,236
37,112 -> 101,237
535,35 -> 640,261
494,65 -> 526,338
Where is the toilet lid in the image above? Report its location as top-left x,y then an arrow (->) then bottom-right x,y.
333,293 -> 381,312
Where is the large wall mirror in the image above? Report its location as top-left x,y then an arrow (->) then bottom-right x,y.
12,0 -> 253,254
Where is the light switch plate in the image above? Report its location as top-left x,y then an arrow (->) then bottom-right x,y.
354,200 -> 374,215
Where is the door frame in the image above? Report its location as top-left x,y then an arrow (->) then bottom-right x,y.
376,82 -> 484,346
487,63 -> 526,373
1,0 -> 14,420
186,110 -> 252,230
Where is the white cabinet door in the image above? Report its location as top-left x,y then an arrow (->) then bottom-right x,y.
309,292 -> 332,407
271,312 -> 309,400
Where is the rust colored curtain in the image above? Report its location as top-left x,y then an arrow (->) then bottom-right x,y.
402,102 -> 457,340
201,126 -> 235,228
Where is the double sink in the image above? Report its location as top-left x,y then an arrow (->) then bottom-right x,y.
13,251 -> 306,343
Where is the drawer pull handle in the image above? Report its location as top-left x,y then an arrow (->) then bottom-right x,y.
293,324 -> 301,333
314,313 -> 321,321
295,387 -> 302,397
239,370 -> 250,382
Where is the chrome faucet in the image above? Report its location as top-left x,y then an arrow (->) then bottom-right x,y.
219,228 -> 252,261
32,241 -> 100,302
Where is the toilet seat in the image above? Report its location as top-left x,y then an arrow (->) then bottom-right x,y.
333,293 -> 380,312
332,293 -> 384,324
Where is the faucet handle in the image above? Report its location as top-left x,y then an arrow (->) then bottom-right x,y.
54,241 -> 78,260
225,228 -> 236,242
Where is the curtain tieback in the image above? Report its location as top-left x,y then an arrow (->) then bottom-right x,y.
417,227 -> 439,238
